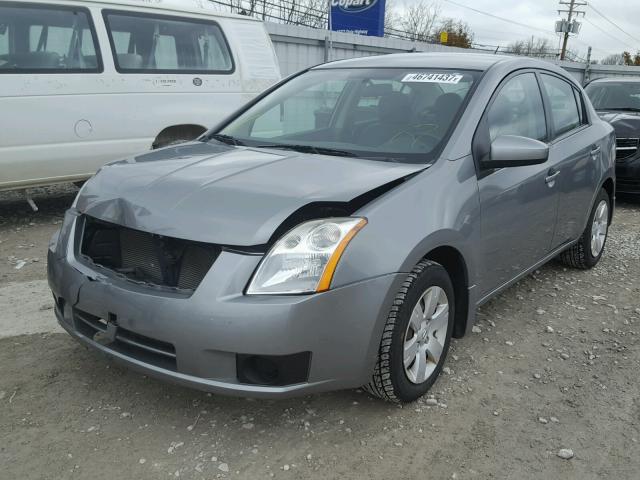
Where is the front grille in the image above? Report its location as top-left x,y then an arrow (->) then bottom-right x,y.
616,138 -> 639,161
74,308 -> 177,371
80,216 -> 220,292
617,178 -> 640,193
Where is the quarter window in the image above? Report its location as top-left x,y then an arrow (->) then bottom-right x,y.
0,4 -> 101,72
487,73 -> 547,142
103,11 -> 233,73
540,74 -> 582,138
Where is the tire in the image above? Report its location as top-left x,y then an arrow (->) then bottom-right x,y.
559,188 -> 610,269
364,259 -> 455,403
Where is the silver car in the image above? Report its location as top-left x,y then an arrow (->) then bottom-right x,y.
48,53 -> 615,402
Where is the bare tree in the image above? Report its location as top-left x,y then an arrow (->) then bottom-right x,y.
601,53 -> 624,65
211,0 -> 326,27
400,0 -> 441,42
507,36 -> 555,58
384,0 -> 402,35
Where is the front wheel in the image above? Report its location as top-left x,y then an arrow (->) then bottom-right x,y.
365,260 -> 454,403
559,188 -> 610,269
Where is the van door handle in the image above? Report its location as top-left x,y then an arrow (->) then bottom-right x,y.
590,145 -> 601,157
545,168 -> 560,186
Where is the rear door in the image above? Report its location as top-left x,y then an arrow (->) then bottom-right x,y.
475,71 -> 559,297
538,73 -> 601,248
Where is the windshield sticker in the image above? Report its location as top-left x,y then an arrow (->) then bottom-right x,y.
401,73 -> 464,84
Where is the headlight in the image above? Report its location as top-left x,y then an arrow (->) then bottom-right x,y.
247,217 -> 367,295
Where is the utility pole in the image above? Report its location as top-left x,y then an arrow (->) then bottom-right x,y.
558,0 -> 586,60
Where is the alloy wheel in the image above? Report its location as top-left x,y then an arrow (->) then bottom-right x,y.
590,200 -> 609,257
403,286 -> 450,384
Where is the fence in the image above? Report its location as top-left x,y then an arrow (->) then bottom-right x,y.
265,23 -> 640,84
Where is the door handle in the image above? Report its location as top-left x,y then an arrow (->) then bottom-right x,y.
590,145 -> 601,157
545,169 -> 560,185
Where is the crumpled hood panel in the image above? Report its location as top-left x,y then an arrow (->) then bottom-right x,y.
597,110 -> 640,137
76,142 -> 426,245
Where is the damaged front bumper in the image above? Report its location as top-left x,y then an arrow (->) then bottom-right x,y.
47,210 -> 403,398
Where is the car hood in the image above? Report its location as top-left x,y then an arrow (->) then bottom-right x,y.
597,110 -> 640,137
76,142 -> 426,246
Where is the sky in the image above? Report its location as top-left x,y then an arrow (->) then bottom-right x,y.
396,0 -> 640,60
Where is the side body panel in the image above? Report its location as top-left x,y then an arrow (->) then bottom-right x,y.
475,163 -> 558,296
549,127 -> 605,246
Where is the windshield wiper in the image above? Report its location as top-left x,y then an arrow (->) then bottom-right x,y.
253,143 -> 357,157
208,133 -> 245,146
601,107 -> 640,113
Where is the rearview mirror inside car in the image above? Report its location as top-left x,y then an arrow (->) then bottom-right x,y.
483,135 -> 549,168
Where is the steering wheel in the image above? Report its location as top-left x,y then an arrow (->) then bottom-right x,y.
387,128 -> 441,150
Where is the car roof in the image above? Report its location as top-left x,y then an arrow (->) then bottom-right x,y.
8,0 -> 260,22
312,52 -> 550,72
588,77 -> 640,84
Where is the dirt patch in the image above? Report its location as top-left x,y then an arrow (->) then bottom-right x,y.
0,190 -> 639,479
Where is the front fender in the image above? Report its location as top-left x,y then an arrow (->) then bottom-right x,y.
332,155 -> 481,290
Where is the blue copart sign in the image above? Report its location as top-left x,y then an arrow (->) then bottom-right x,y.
330,0 -> 386,37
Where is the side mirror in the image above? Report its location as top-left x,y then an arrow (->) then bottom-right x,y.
483,135 -> 549,168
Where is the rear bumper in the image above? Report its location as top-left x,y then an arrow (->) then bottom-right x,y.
48,213 -> 403,398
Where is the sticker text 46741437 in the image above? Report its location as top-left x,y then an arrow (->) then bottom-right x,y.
401,73 -> 464,84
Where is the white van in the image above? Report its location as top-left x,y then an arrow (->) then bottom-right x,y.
0,0 -> 281,191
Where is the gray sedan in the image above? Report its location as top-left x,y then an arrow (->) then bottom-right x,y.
48,53 -> 615,402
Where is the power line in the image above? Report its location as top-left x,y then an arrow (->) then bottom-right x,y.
587,2 -> 640,45
441,0 -> 557,38
582,17 -> 636,51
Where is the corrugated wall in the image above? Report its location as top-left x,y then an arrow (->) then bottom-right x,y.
265,23 -> 640,84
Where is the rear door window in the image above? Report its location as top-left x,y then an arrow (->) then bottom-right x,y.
540,74 -> 582,138
103,10 -> 233,73
0,3 -> 101,72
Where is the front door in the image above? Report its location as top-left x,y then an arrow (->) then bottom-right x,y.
475,72 -> 560,297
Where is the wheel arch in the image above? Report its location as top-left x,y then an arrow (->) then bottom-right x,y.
601,177 -> 615,223
152,124 -> 208,149
422,245 -> 470,339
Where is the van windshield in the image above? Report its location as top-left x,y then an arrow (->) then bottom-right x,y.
216,68 -> 479,164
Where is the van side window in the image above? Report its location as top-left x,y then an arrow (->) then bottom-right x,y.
103,11 -> 233,74
487,73 -> 547,142
540,74 -> 582,138
0,4 -> 101,72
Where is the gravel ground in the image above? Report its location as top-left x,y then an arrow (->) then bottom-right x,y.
0,185 -> 639,480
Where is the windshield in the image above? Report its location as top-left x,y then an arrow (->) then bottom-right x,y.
214,68 -> 479,164
585,82 -> 640,111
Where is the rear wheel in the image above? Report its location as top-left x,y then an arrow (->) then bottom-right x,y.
365,260 -> 454,403
559,188 -> 610,269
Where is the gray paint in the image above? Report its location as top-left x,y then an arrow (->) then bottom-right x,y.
488,135 -> 549,164
49,54 -> 616,398
76,142 -> 425,245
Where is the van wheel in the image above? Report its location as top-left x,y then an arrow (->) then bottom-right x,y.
364,260 -> 454,403
559,188 -> 610,269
